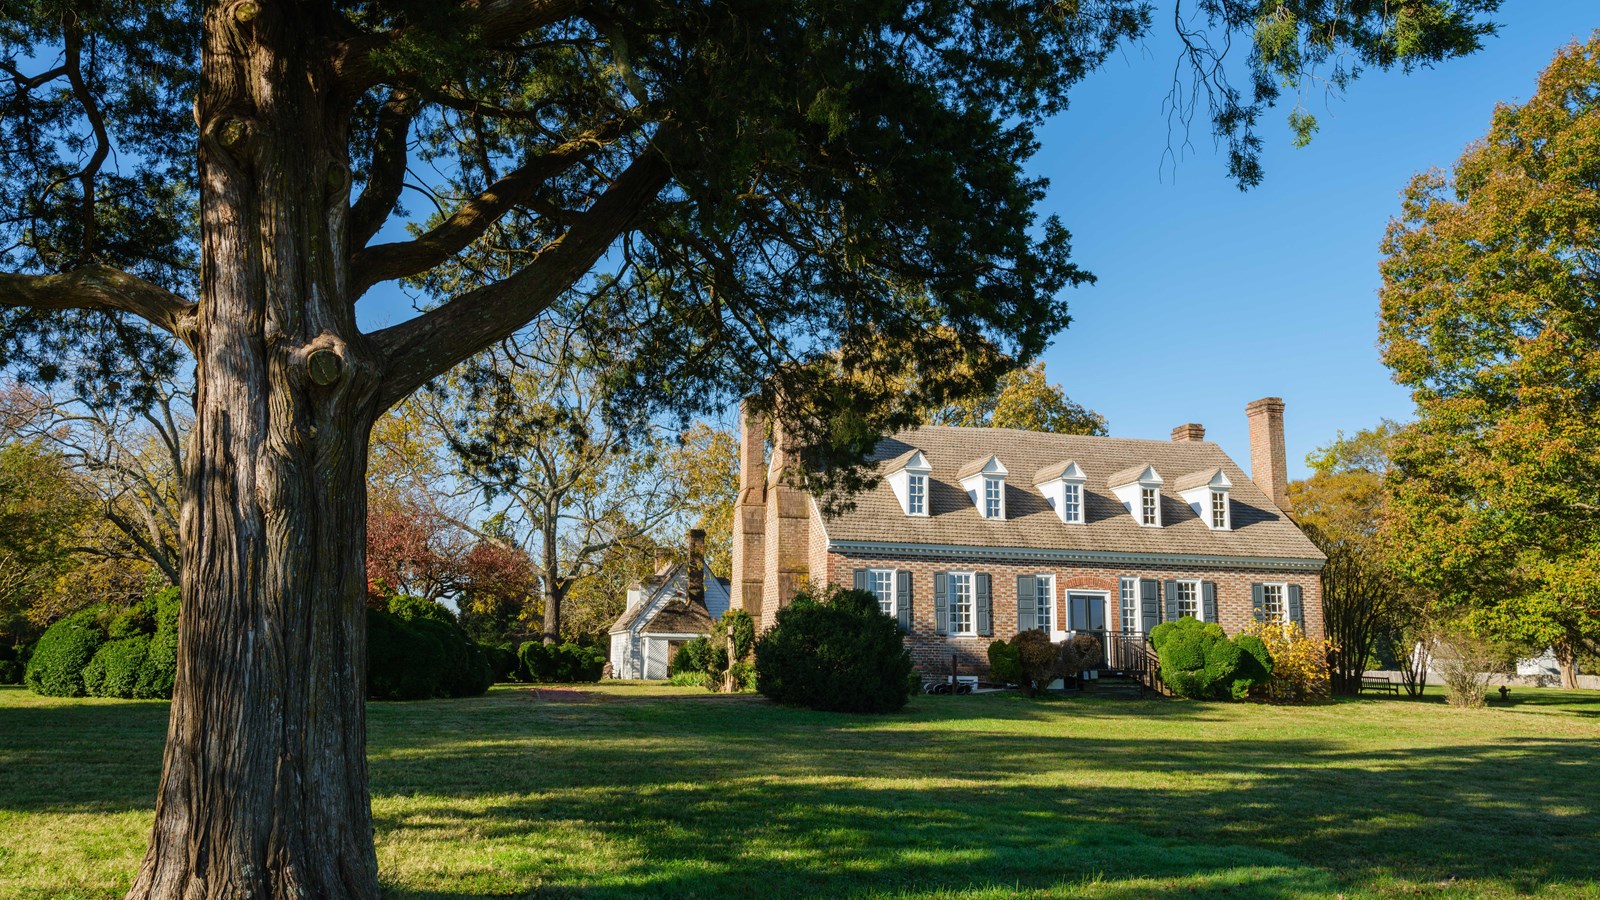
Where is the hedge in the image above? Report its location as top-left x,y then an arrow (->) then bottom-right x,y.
84,635 -> 151,699
519,641 -> 604,683
135,587 -> 181,699
755,585 -> 914,713
25,612 -> 104,697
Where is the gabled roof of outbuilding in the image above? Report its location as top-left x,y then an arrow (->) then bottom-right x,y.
824,425 -> 1323,562
641,599 -> 715,635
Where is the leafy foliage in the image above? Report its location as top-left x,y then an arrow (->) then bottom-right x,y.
755,586 -> 913,713
669,636 -> 715,678
1378,35 -> 1600,682
1149,617 -> 1271,700
367,596 -> 494,700
23,611 -> 103,697
518,641 -> 605,684
1011,629 -> 1066,697
132,586 -> 179,700
987,639 -> 1022,687
930,363 -> 1106,435
1243,622 -> 1329,703
82,634 -> 150,699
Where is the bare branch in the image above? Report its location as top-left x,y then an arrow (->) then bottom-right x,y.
62,13 -> 112,263
349,89 -> 417,249
350,116 -> 638,297
0,265 -> 198,345
370,134 -> 674,408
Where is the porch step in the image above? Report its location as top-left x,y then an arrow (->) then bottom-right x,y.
1084,676 -> 1148,699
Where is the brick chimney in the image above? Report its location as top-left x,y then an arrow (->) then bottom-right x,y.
729,400 -> 767,624
687,528 -> 706,608
1171,423 -> 1206,442
1246,397 -> 1290,511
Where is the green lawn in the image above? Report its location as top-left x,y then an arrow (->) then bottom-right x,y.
1,683 -> 1597,899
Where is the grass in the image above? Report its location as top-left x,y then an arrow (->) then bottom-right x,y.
1,683 -> 1597,899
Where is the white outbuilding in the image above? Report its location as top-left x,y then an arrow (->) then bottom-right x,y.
607,530 -> 729,680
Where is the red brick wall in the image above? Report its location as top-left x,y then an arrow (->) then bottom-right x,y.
824,550 -> 1323,677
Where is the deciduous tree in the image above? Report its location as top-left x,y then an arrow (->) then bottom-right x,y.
1379,34 -> 1600,690
0,1 -> 1500,894
930,362 -> 1108,435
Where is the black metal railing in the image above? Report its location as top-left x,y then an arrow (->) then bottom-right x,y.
1065,629 -> 1170,697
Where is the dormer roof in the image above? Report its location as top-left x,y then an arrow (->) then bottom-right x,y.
1173,467 -> 1233,493
885,448 -> 932,474
1034,460 -> 1085,485
957,454 -> 1008,480
1107,463 -> 1163,489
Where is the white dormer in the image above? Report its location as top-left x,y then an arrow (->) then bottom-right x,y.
1035,460 -> 1087,525
885,449 -> 932,517
1176,468 -> 1233,530
958,455 -> 1009,520
1108,464 -> 1164,528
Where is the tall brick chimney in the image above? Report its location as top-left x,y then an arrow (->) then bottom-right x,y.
686,528 -> 706,608
729,400 -> 767,624
1246,397 -> 1290,511
1171,423 -> 1206,442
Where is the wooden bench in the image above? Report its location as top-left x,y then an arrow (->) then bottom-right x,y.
1360,676 -> 1400,695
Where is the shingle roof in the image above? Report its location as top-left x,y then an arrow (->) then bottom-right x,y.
1033,460 -> 1081,485
641,599 -> 715,635
1105,463 -> 1156,488
1172,467 -> 1226,493
955,454 -> 999,480
824,425 -> 1324,562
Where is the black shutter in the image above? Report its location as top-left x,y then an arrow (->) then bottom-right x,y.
1140,579 -> 1160,632
1287,583 -> 1305,629
1251,583 -> 1266,623
896,570 -> 913,634
853,568 -> 868,592
1017,575 -> 1037,632
1164,579 -> 1179,622
934,573 -> 950,635
976,573 -> 993,636
1202,582 -> 1218,624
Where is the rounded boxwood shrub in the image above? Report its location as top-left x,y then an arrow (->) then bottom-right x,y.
987,639 -> 1022,687
384,596 -> 492,697
135,587 -> 181,699
755,585 -> 914,713
1149,617 -> 1273,700
486,644 -> 519,683
367,606 -> 448,700
84,635 -> 152,699
25,612 -> 105,697
519,641 -> 603,683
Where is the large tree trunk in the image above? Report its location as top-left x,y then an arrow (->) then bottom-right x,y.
128,4 -> 382,898
542,524 -> 562,645
1556,643 -> 1580,691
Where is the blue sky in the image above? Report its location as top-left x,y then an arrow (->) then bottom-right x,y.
1029,4 -> 1597,479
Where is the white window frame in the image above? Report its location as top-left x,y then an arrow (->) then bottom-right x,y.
907,473 -> 927,516
1062,481 -> 1082,524
983,475 -> 1004,519
867,569 -> 897,617
1262,582 -> 1288,623
1175,579 -> 1201,620
1119,577 -> 1139,634
948,571 -> 976,636
1211,490 -> 1229,529
1034,574 -> 1055,632
1141,487 -> 1159,526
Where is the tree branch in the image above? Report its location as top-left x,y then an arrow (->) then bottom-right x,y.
334,0 -> 587,91
350,117 -> 637,298
349,89 -> 417,250
0,266 -> 197,345
62,14 -> 111,264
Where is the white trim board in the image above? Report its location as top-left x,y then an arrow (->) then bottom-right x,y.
828,540 -> 1324,572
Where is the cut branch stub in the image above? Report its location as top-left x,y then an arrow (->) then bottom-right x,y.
307,348 -> 344,386
232,1 -> 260,24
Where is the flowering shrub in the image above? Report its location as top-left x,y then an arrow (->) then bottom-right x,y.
1244,621 -> 1332,703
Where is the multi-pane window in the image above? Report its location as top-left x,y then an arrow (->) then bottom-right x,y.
949,573 -> 974,634
983,476 -> 1004,518
1211,490 -> 1228,529
868,569 -> 896,617
1176,580 -> 1200,619
1062,482 -> 1082,523
907,474 -> 927,515
1034,575 -> 1054,631
1262,583 -> 1285,621
1140,487 -> 1159,526
1120,577 -> 1138,633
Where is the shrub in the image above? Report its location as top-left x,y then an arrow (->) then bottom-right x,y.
83,635 -> 152,699
1243,622 -> 1329,703
519,641 -> 604,683
1149,617 -> 1271,700
705,609 -> 757,691
486,644 -> 520,683
386,596 -> 492,697
987,639 -> 1022,686
670,636 -> 715,677
135,587 -> 181,699
1060,632 -> 1104,681
1433,627 -> 1514,709
1013,630 -> 1064,696
368,607 -> 448,700
666,670 -> 709,687
387,594 -> 459,626
754,585 -> 914,713
25,612 -> 105,697
0,643 -> 24,685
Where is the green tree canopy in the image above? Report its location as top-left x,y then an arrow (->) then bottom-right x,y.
1378,33 -> 1600,683
929,362 -> 1108,435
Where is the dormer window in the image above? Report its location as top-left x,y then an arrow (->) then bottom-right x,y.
1108,464 -> 1163,528
1034,460 -> 1086,525
885,449 -> 932,517
958,455 -> 1008,520
1176,468 -> 1233,531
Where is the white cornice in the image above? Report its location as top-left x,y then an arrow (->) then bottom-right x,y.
825,539 -> 1325,572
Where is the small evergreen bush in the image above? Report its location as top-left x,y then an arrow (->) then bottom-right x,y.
1012,629 -> 1064,695
83,635 -> 152,698
486,644 -> 520,683
135,587 -> 181,699
670,636 -> 714,677
754,585 -> 914,713
1149,617 -> 1272,700
519,641 -> 604,683
987,639 -> 1022,686
25,612 -> 105,697
705,609 -> 756,691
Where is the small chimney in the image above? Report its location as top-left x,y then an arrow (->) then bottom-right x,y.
1246,397 -> 1290,511
1171,423 -> 1206,442
687,528 -> 706,608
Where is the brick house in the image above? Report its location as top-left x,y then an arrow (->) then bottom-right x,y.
730,397 -> 1326,680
